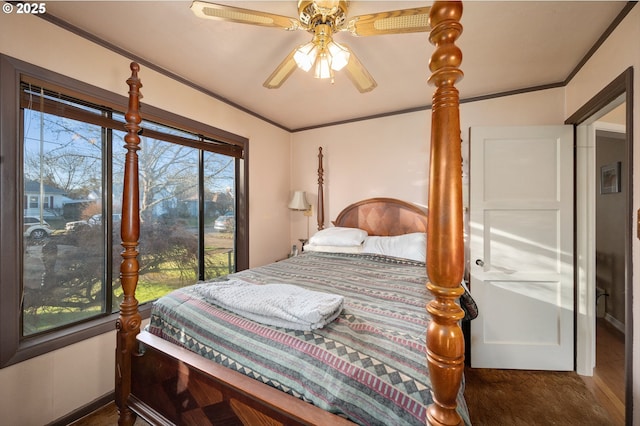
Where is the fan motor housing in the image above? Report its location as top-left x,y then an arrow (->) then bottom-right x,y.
298,0 -> 349,29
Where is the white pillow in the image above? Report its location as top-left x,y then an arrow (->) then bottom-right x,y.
309,227 -> 368,247
304,244 -> 363,254
362,233 -> 426,262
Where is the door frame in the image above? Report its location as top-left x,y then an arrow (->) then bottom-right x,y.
566,67 -> 633,422
575,119 -> 625,376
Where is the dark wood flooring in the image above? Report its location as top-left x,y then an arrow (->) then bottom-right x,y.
579,318 -> 626,425
72,319 -> 627,425
70,404 -> 149,425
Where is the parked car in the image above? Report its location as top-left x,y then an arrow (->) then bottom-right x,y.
214,212 -> 235,232
65,220 -> 89,232
87,213 -> 122,226
23,216 -> 52,240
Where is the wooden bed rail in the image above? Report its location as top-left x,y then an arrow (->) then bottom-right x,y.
115,62 -> 143,426
425,2 -> 465,425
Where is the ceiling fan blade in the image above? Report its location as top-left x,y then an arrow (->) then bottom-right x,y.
344,6 -> 431,36
342,45 -> 377,93
191,1 -> 300,30
263,48 -> 298,89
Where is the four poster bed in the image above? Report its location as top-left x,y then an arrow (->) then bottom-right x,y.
115,1 -> 466,425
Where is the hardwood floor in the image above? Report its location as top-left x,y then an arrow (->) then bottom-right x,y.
73,318 -> 627,425
69,403 -> 149,425
579,318 -> 626,425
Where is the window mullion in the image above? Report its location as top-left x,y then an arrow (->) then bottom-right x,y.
198,148 -> 205,281
104,120 -> 114,314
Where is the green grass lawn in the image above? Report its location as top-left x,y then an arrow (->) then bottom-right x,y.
23,250 -> 233,335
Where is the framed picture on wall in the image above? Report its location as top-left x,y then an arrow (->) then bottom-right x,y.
600,162 -> 621,194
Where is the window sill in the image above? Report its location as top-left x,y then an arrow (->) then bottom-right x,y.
1,303 -> 152,369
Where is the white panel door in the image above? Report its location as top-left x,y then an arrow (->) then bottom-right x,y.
469,126 -> 574,371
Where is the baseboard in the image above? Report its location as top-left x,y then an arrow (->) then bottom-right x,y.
47,391 -> 114,426
604,313 -> 625,334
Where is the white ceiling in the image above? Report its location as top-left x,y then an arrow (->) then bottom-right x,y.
43,1 -> 630,131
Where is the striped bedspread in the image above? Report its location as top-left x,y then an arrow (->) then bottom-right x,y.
148,251 -> 471,425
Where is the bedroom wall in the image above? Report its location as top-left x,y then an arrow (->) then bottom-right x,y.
0,11 -> 291,425
290,87 -> 566,244
565,4 -> 640,419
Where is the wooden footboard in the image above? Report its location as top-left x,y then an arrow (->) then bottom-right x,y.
131,331 -> 354,426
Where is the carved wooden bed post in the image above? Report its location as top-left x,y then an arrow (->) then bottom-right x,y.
317,146 -> 325,230
115,62 -> 143,426
425,2 -> 465,425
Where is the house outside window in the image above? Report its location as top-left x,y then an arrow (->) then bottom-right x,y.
24,182 -> 66,215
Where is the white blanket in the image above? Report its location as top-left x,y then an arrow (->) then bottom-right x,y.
193,279 -> 344,331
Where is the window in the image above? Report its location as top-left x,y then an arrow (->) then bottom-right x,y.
0,55 -> 248,367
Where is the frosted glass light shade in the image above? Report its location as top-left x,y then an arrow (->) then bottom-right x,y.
328,41 -> 350,70
294,42 -> 318,72
314,53 -> 332,79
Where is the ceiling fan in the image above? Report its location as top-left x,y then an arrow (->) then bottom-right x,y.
190,1 -> 431,93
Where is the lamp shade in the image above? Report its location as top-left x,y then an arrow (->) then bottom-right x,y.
288,191 -> 311,210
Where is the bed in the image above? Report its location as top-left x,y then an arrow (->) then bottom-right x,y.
116,1 -> 466,425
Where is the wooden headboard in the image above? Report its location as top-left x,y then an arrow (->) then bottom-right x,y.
332,197 -> 427,236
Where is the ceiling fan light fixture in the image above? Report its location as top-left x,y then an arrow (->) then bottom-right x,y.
294,42 -> 318,72
314,51 -> 333,79
327,41 -> 349,71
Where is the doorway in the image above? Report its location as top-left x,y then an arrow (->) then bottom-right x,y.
568,67 -> 633,424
